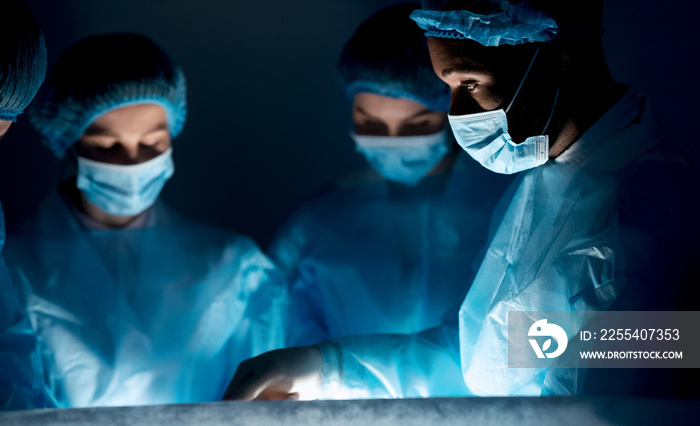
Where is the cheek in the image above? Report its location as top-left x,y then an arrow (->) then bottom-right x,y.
0,120 -> 11,136
352,118 -> 389,136
424,115 -> 448,133
449,87 -> 506,115
433,114 -> 448,128
351,113 -> 363,130
154,136 -> 172,151
75,139 -> 104,159
136,142 -> 169,163
472,84 -> 506,111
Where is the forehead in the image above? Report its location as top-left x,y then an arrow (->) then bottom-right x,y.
428,37 -> 492,72
427,37 -> 535,80
85,104 -> 168,136
353,92 -> 434,121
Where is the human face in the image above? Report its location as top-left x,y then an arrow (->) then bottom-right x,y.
352,93 -> 447,137
427,37 -> 561,144
0,120 -> 12,139
76,103 -> 171,164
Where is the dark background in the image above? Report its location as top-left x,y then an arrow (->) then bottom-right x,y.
1,0 -> 698,248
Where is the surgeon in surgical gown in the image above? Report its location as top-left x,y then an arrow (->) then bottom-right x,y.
0,0 -> 47,411
5,33 -> 286,408
268,4 -> 512,347
223,0 -> 699,401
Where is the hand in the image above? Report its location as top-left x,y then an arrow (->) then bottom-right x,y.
222,346 -> 323,401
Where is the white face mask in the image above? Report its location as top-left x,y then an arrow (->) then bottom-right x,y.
351,128 -> 450,185
448,46 -> 558,175
76,148 -> 174,216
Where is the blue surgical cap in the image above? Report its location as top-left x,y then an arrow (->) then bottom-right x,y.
338,4 -> 450,112
0,0 -> 47,122
411,0 -> 559,46
30,33 -> 187,158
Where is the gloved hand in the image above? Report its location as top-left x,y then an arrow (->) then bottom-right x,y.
221,346 -> 323,401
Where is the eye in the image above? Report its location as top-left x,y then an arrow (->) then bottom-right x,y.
404,120 -> 431,130
96,144 -> 118,152
355,119 -> 388,136
363,120 -> 384,128
140,139 -> 161,148
460,81 -> 477,92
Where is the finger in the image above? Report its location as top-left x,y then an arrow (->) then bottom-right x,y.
222,363 -> 255,400
253,388 -> 300,401
229,368 -> 281,401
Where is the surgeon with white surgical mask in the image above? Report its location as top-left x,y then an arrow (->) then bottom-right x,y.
223,0 -> 698,401
267,4 -> 512,348
5,33 -> 286,408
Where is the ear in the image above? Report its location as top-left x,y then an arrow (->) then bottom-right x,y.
58,149 -> 79,182
544,42 -> 570,77
557,48 -> 570,74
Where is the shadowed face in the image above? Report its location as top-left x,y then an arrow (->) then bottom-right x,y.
427,37 -> 562,144
76,103 -> 171,165
0,120 -> 11,139
352,93 -> 447,137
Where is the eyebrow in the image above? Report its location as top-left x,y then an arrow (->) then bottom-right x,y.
355,106 -> 436,121
83,121 -> 169,137
405,109 -> 438,120
440,61 -> 490,78
354,106 -> 382,122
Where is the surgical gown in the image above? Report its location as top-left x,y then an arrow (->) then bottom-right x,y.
0,205 -> 47,410
4,190 -> 287,407
269,152 -> 512,346
315,88 -> 699,398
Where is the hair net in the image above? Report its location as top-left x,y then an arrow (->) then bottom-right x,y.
0,0 -> 47,122
411,0 -> 558,46
338,4 -> 450,112
30,33 -> 187,158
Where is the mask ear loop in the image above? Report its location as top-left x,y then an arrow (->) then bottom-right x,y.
505,45 -> 541,114
540,85 -> 560,134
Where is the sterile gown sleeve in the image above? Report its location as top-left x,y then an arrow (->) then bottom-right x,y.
0,258 -> 51,410
5,195 -> 288,407
309,163 -> 619,398
459,163 -> 623,396
312,166 -> 617,398
316,306 -> 470,399
310,90 -> 697,399
268,210 -> 330,347
459,92 -> 698,396
0,204 -> 50,411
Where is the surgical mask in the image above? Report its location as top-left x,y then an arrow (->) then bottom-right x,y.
76,147 -> 174,216
448,46 -> 558,175
351,128 -> 450,185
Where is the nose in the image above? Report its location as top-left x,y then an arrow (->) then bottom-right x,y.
387,125 -> 401,137
448,89 -> 486,116
122,141 -> 141,164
